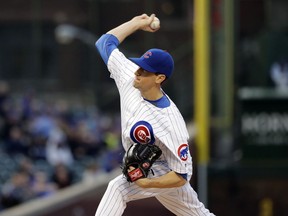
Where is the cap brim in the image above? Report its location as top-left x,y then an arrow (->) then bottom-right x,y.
129,58 -> 158,73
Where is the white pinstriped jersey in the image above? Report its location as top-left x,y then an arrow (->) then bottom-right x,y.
107,48 -> 193,177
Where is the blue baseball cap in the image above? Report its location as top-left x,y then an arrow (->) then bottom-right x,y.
129,48 -> 174,78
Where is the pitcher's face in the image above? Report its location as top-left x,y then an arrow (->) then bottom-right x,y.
133,68 -> 158,90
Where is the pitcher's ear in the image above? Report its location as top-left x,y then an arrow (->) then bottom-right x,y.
155,73 -> 167,84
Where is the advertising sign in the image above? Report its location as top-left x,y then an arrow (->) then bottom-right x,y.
238,88 -> 288,160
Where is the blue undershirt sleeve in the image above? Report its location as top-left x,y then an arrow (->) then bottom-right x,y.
95,34 -> 120,65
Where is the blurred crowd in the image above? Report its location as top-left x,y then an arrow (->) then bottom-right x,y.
0,81 -> 123,211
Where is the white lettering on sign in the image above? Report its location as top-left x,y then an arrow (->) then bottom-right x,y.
242,112 -> 288,134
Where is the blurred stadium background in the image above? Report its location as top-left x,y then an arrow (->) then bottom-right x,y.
0,0 -> 287,215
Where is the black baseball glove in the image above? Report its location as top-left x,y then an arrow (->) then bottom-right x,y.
122,143 -> 162,182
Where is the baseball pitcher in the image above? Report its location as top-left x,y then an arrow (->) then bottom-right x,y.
94,13 -> 215,216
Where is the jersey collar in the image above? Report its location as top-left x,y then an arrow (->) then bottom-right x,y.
144,94 -> 170,108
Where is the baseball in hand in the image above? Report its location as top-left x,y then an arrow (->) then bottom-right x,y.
150,17 -> 160,29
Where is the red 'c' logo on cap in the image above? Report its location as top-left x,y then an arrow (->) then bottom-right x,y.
143,51 -> 152,59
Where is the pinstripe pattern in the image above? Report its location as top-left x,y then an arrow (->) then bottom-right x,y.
95,48 -> 215,215
155,183 -> 214,216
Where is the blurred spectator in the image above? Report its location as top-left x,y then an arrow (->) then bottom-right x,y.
1,171 -> 34,209
50,163 -> 74,189
101,130 -> 123,172
28,135 -> 47,160
17,157 -> 36,183
31,171 -> 56,198
67,117 -> 105,160
29,111 -> 56,139
5,126 -> 29,156
46,127 -> 74,167
82,162 -> 105,184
